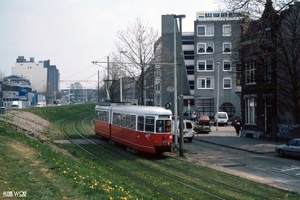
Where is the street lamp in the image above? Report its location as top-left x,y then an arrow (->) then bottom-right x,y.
216,62 -> 220,131
120,50 -> 127,102
174,14 -> 185,157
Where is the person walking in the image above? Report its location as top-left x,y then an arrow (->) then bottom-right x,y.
234,120 -> 241,136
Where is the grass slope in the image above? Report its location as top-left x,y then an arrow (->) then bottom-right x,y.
0,103 -> 299,199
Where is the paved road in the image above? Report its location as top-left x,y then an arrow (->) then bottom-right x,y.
174,126 -> 300,194
191,125 -> 279,153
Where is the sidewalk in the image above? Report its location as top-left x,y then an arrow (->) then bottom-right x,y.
192,126 -> 281,154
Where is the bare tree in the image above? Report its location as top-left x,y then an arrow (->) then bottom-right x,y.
115,18 -> 159,105
240,0 -> 300,129
276,3 -> 300,123
218,0 -> 298,18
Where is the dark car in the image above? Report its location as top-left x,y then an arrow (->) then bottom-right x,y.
275,138 -> 300,158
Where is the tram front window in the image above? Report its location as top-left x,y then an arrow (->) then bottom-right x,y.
156,120 -> 164,132
156,120 -> 171,133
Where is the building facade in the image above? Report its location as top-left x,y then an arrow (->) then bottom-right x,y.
156,13 -> 243,121
12,56 -> 60,104
1,75 -> 33,108
241,0 -> 300,141
194,11 -> 243,120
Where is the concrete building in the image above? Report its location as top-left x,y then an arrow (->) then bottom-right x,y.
156,13 -> 244,120
12,56 -> 60,104
194,11 -> 243,120
0,75 -> 33,108
13,56 -> 47,92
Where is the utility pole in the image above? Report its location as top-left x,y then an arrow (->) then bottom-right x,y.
175,14 -> 186,157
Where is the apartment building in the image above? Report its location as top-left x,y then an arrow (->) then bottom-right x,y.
157,13 -> 243,120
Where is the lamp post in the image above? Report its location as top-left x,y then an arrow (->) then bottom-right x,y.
173,16 -> 178,148
216,62 -> 220,131
120,50 -> 127,102
174,14 -> 185,157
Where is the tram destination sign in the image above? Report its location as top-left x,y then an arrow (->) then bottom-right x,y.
196,11 -> 245,21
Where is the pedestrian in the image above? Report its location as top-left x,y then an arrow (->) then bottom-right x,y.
234,120 -> 241,136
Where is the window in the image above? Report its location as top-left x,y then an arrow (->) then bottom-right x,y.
137,116 -> 144,131
223,78 -> 231,89
197,24 -> 214,36
197,26 -> 205,35
245,97 -> 257,124
245,61 -> 256,84
198,61 -> 205,70
265,57 -> 272,83
189,81 -> 194,90
155,67 -> 161,78
98,111 -> 109,122
156,120 -> 171,133
206,43 -> 214,53
186,65 -> 194,75
223,60 -> 231,71
206,60 -> 213,70
223,24 -> 231,36
197,43 -> 205,53
130,115 -> 136,129
197,43 -> 214,54
197,77 -> 214,89
155,82 -> 161,92
145,116 -> 155,132
197,60 -> 214,71
223,42 -> 231,54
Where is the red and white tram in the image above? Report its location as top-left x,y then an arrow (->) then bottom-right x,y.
94,103 -> 173,155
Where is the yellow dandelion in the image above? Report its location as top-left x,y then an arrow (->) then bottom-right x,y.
63,170 -> 67,174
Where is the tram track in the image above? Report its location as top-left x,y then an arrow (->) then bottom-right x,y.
61,116 -> 227,199
58,115 -> 297,199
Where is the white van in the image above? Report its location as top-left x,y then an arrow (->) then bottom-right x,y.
214,112 -> 229,126
172,119 -> 194,142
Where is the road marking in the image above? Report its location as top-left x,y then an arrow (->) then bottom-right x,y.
281,166 -> 300,172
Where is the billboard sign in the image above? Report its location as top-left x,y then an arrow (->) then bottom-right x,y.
196,11 -> 246,21
19,89 -> 28,101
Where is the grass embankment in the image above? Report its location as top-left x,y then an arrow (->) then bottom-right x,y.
0,104 -> 299,199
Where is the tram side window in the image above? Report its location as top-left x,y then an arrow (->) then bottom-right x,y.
126,114 -> 131,128
137,116 -> 144,131
121,113 -> 126,127
145,116 -> 155,132
131,115 -> 136,130
95,111 -> 100,120
99,111 -> 109,122
113,113 -> 121,126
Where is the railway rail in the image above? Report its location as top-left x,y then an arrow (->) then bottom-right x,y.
61,116 -> 228,199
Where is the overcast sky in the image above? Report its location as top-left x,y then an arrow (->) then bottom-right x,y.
0,0 -> 219,89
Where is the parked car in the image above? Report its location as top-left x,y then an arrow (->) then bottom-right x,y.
275,138 -> 300,158
10,104 -> 19,110
172,119 -> 194,142
194,115 -> 211,134
214,112 -> 229,126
